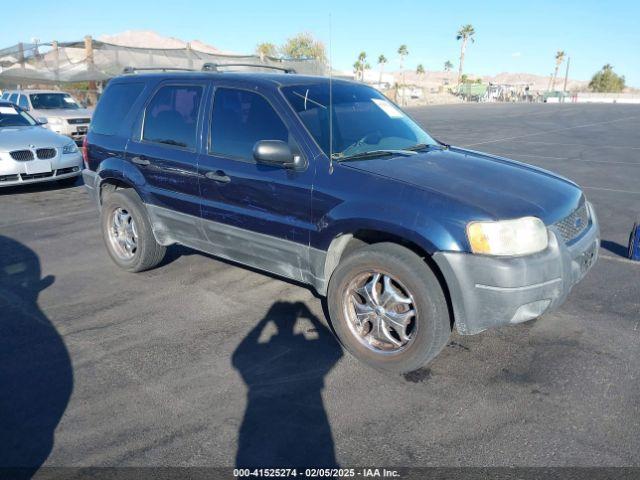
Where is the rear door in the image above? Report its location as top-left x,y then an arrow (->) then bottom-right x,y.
126,82 -> 207,243
197,84 -> 316,282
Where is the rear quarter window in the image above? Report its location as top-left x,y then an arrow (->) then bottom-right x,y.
91,82 -> 145,135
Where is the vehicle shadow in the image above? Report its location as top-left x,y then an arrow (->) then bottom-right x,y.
600,239 -> 628,258
232,301 -> 343,468
0,177 -> 82,196
159,246 -> 326,300
0,235 -> 73,478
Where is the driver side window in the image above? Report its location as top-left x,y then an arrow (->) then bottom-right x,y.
209,88 -> 293,161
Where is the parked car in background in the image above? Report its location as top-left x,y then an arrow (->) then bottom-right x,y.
0,101 -> 83,187
82,70 -> 599,373
1,90 -> 92,144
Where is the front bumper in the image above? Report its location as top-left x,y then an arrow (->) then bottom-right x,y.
433,207 -> 600,335
0,151 -> 83,187
47,123 -> 89,143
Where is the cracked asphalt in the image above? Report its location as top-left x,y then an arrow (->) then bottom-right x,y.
1,103 -> 638,470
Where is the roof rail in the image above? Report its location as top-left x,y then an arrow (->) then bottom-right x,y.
122,66 -> 195,74
201,63 -> 297,74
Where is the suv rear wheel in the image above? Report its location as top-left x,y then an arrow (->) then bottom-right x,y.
327,242 -> 450,373
100,189 -> 166,272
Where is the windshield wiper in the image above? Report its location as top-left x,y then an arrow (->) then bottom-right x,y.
331,149 -> 418,162
405,143 -> 445,152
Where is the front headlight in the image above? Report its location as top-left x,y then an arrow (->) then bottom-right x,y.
62,142 -> 78,154
48,117 -> 63,125
467,217 -> 548,256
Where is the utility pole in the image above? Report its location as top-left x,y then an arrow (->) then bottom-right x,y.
562,56 -> 571,93
85,35 -> 97,106
52,41 -> 59,82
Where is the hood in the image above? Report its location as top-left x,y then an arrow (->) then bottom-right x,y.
341,146 -> 583,225
0,126 -> 72,151
32,108 -> 93,120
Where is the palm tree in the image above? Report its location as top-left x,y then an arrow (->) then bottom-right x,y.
398,45 -> 408,69
353,61 -> 361,79
456,24 -> 475,85
444,60 -> 453,72
398,45 -> 409,105
416,64 -> 425,83
378,54 -> 388,85
364,62 -> 371,80
550,50 -> 566,91
354,51 -> 367,81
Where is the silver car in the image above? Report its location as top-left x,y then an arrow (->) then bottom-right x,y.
0,101 -> 83,187
1,89 -> 93,143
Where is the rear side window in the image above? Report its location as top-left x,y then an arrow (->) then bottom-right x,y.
210,88 -> 289,160
143,85 -> 203,150
91,82 -> 144,135
18,95 -> 29,110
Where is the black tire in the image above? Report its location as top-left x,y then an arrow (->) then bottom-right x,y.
100,189 -> 166,272
327,242 -> 450,373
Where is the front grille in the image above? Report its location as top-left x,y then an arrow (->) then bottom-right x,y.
21,172 -> 54,181
554,203 -> 589,242
36,148 -> 56,159
67,118 -> 90,125
10,150 -> 34,161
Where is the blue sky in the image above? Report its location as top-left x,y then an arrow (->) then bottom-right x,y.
2,0 -> 639,86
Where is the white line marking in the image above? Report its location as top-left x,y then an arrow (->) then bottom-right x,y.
600,254 -> 640,266
489,152 -> 640,166
463,115 -> 640,147
583,186 -> 640,195
0,209 -> 92,228
504,140 -> 640,150
492,152 -> 568,160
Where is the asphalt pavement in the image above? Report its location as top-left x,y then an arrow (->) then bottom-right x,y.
1,103 -> 638,470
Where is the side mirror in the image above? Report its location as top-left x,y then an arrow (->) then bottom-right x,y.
253,140 -> 304,169
38,117 -> 48,125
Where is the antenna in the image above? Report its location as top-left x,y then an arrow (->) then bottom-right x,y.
328,13 -> 334,174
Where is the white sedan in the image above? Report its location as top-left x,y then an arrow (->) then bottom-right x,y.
0,102 -> 83,187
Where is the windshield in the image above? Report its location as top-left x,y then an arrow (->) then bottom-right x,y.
282,82 -> 436,159
29,93 -> 80,110
0,104 -> 37,127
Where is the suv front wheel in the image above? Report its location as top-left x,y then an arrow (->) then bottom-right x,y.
327,242 -> 451,373
100,189 -> 166,272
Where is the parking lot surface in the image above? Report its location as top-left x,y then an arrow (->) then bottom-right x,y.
1,103 -> 638,469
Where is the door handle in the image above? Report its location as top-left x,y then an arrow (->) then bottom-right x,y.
204,170 -> 231,183
131,156 -> 150,166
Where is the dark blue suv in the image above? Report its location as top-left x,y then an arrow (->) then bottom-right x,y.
83,69 -> 599,372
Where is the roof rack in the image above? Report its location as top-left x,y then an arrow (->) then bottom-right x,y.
122,66 -> 195,74
201,62 -> 297,74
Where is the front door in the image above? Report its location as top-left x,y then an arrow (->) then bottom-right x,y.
197,85 -> 316,282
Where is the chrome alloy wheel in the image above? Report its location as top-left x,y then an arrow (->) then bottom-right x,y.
343,271 -> 417,353
107,207 -> 138,260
